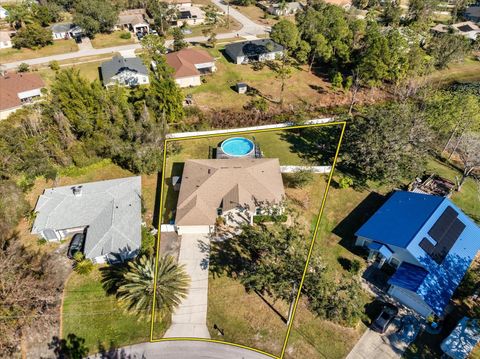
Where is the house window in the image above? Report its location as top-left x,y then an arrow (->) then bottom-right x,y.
389,257 -> 401,268
217,208 -> 223,216
255,207 -> 262,215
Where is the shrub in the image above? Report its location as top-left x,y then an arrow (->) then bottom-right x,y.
140,226 -> 156,256
245,97 -> 269,113
349,259 -> 361,274
73,252 -> 94,275
283,169 -> 314,188
120,32 -> 131,40
253,214 -> 288,224
17,63 -> 30,73
338,176 -> 353,189
49,60 -> 60,71
331,71 -> 343,91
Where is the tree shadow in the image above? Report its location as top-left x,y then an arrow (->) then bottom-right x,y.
279,126 -> 342,166
334,192 -> 388,255
48,334 -> 88,359
152,171 -> 162,229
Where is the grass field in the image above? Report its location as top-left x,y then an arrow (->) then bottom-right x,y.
233,5 -> 279,26
0,40 -> 78,63
426,57 -> 480,85
91,32 -> 136,49
62,268 -> 169,353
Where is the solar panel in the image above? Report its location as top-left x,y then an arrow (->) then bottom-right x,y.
420,207 -> 466,265
428,206 -> 457,242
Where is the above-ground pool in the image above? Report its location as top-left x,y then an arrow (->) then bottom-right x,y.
221,137 -> 255,157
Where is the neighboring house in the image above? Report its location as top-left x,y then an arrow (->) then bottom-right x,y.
101,55 -> 150,87
0,72 -> 45,120
51,22 -> 83,40
0,5 -> 8,19
115,9 -> 150,33
225,39 -> 284,64
175,158 -> 285,235
441,317 -> 480,359
0,31 -> 12,49
173,5 -> 205,26
432,21 -> 480,40
165,48 -> 216,87
465,6 -> 480,23
31,177 -> 142,263
267,2 -> 303,16
355,191 -> 480,318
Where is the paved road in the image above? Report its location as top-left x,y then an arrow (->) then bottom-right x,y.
88,340 -> 273,359
1,0 -> 268,70
164,233 -> 211,338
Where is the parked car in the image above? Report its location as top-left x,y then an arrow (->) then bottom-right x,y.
371,303 -> 399,333
67,233 -> 85,259
136,32 -> 145,40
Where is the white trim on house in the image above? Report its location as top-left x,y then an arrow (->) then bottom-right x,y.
388,285 -> 433,317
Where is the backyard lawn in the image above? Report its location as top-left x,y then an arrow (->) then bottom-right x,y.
232,4 -> 279,26
0,40 -> 78,63
90,32 -> 136,49
62,268 -> 169,353
184,45 -> 382,111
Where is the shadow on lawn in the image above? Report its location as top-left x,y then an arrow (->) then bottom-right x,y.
334,191 -> 388,255
280,125 -> 342,166
49,334 -> 88,359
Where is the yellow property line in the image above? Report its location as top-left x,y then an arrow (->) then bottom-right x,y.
150,121 -> 347,358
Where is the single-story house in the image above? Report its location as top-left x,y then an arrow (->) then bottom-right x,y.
115,9 -> 150,33
441,317 -> 480,359
465,6 -> 480,23
355,191 -> 480,317
0,5 -> 9,19
432,21 -> 480,40
175,158 -> 285,235
51,22 -> 83,40
0,31 -> 12,49
31,176 -> 142,263
225,39 -> 284,64
101,55 -> 150,87
0,72 -> 45,120
165,48 -> 215,87
267,2 -> 303,16
173,5 -> 205,26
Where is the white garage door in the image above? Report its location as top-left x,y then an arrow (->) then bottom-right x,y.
389,285 -> 433,317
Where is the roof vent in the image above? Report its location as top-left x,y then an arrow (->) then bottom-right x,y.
72,185 -> 83,197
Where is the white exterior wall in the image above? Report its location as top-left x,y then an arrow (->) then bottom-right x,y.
195,62 -> 216,72
176,225 -> 214,235
107,72 -> 150,87
0,39 -> 11,49
355,236 -> 420,267
389,285 -> 433,317
52,32 -> 67,40
175,75 -> 201,88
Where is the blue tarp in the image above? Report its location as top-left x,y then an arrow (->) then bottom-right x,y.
388,262 -> 429,292
441,317 -> 480,359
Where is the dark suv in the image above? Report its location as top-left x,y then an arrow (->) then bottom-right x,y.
67,233 -> 85,259
371,303 -> 399,333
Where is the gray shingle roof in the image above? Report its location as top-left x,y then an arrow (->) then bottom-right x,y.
32,176 -> 142,259
100,55 -> 148,85
225,39 -> 284,59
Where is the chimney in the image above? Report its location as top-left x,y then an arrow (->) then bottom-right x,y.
72,185 -> 83,197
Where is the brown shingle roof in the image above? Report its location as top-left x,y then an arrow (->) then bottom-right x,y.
0,73 -> 45,111
176,158 -> 285,226
165,48 -> 215,79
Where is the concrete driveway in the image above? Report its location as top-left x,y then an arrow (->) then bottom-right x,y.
88,340 -> 272,358
164,233 -> 211,339
346,328 -> 402,359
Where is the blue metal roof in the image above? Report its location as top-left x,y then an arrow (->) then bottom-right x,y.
388,262 -> 429,291
355,191 -> 444,248
408,199 -> 480,315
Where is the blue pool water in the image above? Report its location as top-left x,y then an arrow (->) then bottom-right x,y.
221,137 -> 254,157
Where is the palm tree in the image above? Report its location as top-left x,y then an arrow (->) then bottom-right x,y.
111,255 -> 189,318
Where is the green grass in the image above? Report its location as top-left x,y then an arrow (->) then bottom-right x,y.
426,57 -> 480,85
62,268 -> 169,353
90,32 -> 135,49
0,40 -> 78,63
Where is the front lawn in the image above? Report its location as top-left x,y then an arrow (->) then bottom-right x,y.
233,5 -> 279,26
90,32 -> 136,49
62,268 -> 169,353
0,40 -> 78,63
